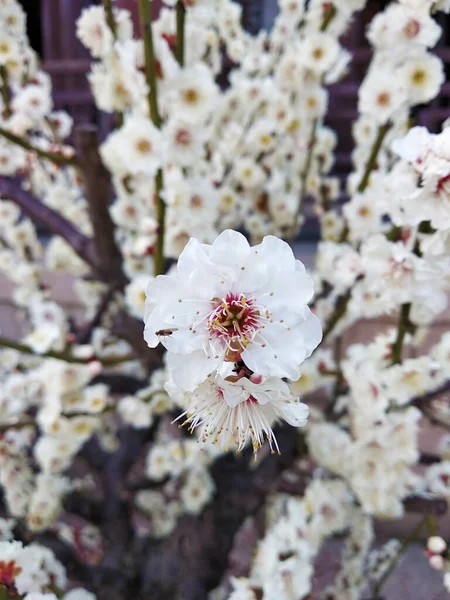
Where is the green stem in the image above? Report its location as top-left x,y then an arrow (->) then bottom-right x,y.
320,3 -> 337,32
357,122 -> 391,193
103,0 -> 117,38
391,303 -> 411,365
372,517 -> 426,600
0,65 -> 11,118
138,0 -> 166,276
139,0 -> 161,128
288,118 -> 317,243
0,126 -> 78,167
322,290 -> 351,342
0,335 -> 134,366
102,0 -> 124,127
154,169 -> 165,276
175,1 -> 186,66
426,514 -> 438,537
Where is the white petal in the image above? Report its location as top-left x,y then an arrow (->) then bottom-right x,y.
251,235 -> 296,272
282,402 -> 309,427
167,351 -> 221,392
162,325 -> 205,353
255,269 -> 314,314
209,229 -> 251,271
177,237 -> 212,281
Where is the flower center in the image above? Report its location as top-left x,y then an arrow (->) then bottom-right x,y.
404,19 -> 420,39
208,293 -> 266,361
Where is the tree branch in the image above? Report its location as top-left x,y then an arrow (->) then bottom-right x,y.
0,176 -> 98,269
74,125 -> 126,285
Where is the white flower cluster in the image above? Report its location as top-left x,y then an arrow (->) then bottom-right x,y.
0,540 -> 94,599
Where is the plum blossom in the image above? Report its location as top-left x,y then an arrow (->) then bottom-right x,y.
144,230 -> 322,391
175,374 -> 308,456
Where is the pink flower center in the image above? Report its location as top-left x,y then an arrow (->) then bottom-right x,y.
403,19 -> 420,39
436,173 -> 450,197
175,129 -> 192,146
208,293 -> 266,361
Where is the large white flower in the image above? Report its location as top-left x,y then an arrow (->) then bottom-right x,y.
175,374 -> 309,456
144,230 -> 322,391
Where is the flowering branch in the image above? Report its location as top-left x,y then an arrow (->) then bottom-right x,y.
138,0 -> 166,277
0,125 -> 78,167
175,1 -> 186,67
0,335 -> 134,365
0,65 -> 12,118
0,176 -> 98,269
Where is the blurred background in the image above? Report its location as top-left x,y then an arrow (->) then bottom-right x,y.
19,0 -> 450,186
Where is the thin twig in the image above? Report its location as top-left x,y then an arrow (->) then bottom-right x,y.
0,125 -> 78,167
102,0 -> 124,127
76,285 -> 118,344
357,122 -> 391,193
138,0 -> 166,277
175,1 -> 186,66
0,335 -> 133,366
320,3 -> 337,31
0,65 -> 12,118
288,118 -> 317,243
103,0 -> 117,37
322,289 -> 351,342
391,303 -> 411,365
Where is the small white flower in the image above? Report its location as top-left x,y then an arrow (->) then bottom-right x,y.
427,536 -> 447,554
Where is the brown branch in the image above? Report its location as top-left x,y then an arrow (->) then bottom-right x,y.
0,176 -> 98,268
74,125 -> 126,285
403,494 -> 448,516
